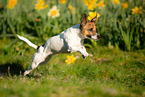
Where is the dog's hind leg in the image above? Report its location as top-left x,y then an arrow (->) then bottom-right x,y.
39,55 -> 52,65
24,55 -> 52,76
24,46 -> 51,76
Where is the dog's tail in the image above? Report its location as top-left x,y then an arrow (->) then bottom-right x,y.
17,34 -> 38,49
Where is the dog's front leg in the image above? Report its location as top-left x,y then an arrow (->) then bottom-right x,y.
79,46 -> 90,59
68,46 -> 89,59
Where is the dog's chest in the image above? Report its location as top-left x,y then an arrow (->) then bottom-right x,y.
63,24 -> 82,46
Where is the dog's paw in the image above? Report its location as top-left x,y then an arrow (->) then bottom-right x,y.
89,53 -> 93,57
82,55 -> 86,59
82,54 -> 93,59
82,54 -> 89,59
24,70 -> 31,76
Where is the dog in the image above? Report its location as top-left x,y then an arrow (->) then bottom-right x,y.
17,14 -> 100,76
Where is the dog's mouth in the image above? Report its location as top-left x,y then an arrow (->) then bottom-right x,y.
86,34 -> 101,41
86,35 -> 92,39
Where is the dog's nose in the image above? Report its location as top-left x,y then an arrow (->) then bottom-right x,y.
97,34 -> 101,39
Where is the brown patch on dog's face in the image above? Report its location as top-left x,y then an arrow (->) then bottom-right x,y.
80,14 -> 100,41
82,21 -> 96,37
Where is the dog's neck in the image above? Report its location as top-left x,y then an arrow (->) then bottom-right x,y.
71,24 -> 85,40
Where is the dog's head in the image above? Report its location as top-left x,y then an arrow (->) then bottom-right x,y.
80,14 -> 100,41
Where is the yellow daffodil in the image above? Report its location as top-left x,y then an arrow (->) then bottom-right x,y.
7,0 -> 17,9
131,6 -> 142,15
122,2 -> 128,9
69,5 -> 76,13
35,0 -> 48,10
84,0 -> 97,10
65,55 -> 76,64
48,6 -> 60,18
97,0 -> 105,9
111,0 -> 120,4
88,11 -> 100,21
59,0 -> 66,4
69,5 -> 74,10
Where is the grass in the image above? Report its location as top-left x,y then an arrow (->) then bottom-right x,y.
0,39 -> 145,97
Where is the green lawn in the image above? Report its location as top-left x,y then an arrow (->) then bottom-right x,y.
0,39 -> 145,97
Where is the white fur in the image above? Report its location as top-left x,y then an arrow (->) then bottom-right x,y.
17,24 -> 90,76
17,35 -> 37,49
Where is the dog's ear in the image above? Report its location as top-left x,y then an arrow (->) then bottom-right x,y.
81,14 -> 87,27
91,15 -> 97,23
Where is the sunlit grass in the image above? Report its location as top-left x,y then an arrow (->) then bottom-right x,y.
0,39 -> 145,97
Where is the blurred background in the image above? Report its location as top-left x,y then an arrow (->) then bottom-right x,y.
0,1 -> 145,96
0,0 -> 145,52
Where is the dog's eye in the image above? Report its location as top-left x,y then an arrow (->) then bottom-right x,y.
88,28 -> 93,31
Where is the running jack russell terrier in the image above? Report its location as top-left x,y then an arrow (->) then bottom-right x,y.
17,14 -> 101,76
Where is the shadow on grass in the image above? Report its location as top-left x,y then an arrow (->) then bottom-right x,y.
0,61 -> 25,76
